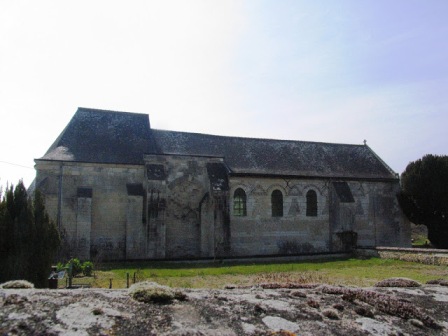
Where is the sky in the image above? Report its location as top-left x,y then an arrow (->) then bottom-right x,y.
1,0 -> 447,190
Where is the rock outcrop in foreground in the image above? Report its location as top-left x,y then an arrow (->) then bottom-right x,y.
1,281 -> 448,335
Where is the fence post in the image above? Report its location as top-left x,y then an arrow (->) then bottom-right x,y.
109,278 -> 112,289
133,272 -> 136,284
68,262 -> 73,288
126,273 -> 130,288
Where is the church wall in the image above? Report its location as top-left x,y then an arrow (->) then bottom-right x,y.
35,159 -> 410,261
33,163 -> 60,227
35,160 -> 145,260
330,180 -> 410,249
229,178 -> 410,257
144,154 -> 221,259
76,196 -> 92,260
329,181 -> 371,251
229,177 -> 331,256
125,195 -> 146,259
369,181 -> 411,247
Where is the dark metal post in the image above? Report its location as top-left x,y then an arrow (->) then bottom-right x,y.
109,278 -> 112,289
68,262 -> 73,288
126,273 -> 129,288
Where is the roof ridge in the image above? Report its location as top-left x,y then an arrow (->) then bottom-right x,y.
151,129 -> 364,147
77,107 -> 148,117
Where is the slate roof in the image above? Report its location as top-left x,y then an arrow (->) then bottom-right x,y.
38,108 -> 397,180
39,108 -> 156,165
151,130 -> 397,180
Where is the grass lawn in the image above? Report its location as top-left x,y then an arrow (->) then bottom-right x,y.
70,257 -> 448,289
411,223 -> 430,247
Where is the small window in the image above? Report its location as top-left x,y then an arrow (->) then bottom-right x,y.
306,190 -> 318,216
233,188 -> 247,216
271,190 -> 283,217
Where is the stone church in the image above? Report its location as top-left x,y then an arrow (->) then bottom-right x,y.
34,108 -> 410,260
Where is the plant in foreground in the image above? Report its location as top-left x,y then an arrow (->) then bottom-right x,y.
129,281 -> 187,304
82,261 -> 94,276
374,277 -> 421,288
0,280 -> 34,289
320,285 -> 441,329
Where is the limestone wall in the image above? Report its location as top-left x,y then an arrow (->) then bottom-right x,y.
329,181 -> 410,251
228,178 -> 410,257
143,155 -> 223,259
35,158 -> 410,261
229,177 -> 330,256
35,161 -> 145,260
370,182 -> 411,247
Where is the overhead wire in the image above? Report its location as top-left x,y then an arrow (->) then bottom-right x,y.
0,160 -> 34,169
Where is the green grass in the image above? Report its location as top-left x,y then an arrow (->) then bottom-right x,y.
70,257 -> 448,289
411,223 -> 430,247
412,236 -> 431,247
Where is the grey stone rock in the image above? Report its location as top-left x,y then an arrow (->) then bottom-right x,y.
0,285 -> 447,335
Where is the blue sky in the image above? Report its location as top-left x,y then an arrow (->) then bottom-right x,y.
0,0 -> 447,189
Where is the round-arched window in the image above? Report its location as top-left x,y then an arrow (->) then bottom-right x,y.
271,190 -> 283,217
306,190 -> 317,217
233,188 -> 247,216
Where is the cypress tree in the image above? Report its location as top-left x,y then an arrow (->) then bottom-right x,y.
0,181 -> 60,287
30,191 -> 60,287
399,155 -> 448,248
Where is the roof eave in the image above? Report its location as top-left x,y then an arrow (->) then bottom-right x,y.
228,172 -> 399,182
34,158 -> 145,166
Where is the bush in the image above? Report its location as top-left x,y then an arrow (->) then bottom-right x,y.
55,262 -> 66,272
68,258 -> 83,276
82,261 -> 93,276
58,259 -> 94,277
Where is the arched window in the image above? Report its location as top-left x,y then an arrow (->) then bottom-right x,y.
233,188 -> 247,216
271,190 -> 283,217
306,190 -> 318,216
